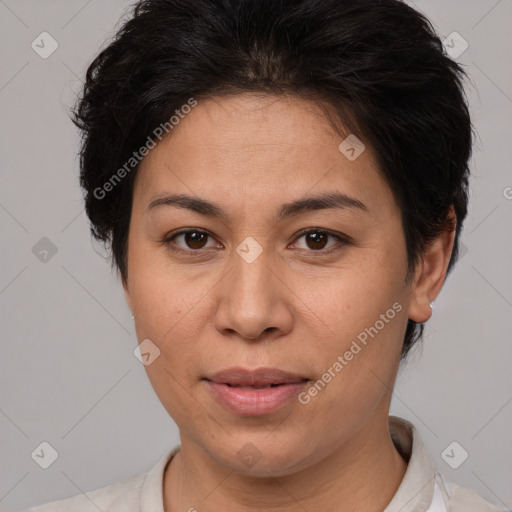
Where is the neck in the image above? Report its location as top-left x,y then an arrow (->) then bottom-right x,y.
164,415 -> 408,512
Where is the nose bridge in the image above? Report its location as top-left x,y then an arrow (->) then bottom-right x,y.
214,235 -> 291,340
231,237 -> 276,311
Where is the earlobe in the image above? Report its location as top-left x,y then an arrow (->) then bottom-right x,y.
407,207 -> 456,323
122,278 -> 133,314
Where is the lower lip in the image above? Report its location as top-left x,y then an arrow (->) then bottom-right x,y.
205,380 -> 308,416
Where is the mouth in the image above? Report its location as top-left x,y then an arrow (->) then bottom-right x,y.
203,367 -> 310,416
222,382 -> 299,388
204,366 -> 310,387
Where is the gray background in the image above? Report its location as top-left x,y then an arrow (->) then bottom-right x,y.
0,0 -> 510,510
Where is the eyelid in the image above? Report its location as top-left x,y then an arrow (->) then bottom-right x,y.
162,229 -> 219,253
162,228 -> 350,254
290,228 -> 351,253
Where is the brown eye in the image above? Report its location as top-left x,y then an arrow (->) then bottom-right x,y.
304,231 -> 329,250
165,229 -> 217,251
182,231 -> 208,249
292,229 -> 348,253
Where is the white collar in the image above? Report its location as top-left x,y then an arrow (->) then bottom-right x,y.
427,480 -> 448,512
384,416 -> 447,512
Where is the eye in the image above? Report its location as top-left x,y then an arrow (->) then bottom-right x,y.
291,228 -> 348,253
162,229 -> 220,252
161,228 -> 349,255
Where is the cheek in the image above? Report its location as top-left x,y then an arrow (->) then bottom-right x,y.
130,269 -> 210,425
292,261 -> 407,405
128,240 -> 205,336
293,251 -> 406,338
127,253 -> 216,393
131,273 -> 207,365
296,299 -> 406,439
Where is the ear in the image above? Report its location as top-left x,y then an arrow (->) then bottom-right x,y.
408,206 -> 457,323
122,276 -> 133,314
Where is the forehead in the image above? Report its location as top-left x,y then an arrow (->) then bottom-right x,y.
133,93 -> 395,220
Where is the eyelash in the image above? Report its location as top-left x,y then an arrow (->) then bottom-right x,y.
160,228 -> 350,256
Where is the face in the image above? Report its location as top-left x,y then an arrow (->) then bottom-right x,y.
123,93 -> 426,476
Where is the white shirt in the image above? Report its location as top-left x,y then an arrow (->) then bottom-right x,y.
25,416 -> 505,512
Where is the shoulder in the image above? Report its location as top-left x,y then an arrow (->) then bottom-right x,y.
439,474 -> 508,512
25,446 -> 180,512
24,472 -> 145,512
24,446 -> 179,512
388,417 -> 506,512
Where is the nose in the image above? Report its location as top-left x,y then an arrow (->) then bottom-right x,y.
213,244 -> 294,342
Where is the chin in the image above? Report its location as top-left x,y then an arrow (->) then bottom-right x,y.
206,435 -> 313,478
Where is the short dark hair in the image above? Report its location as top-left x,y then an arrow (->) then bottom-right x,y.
72,0 -> 473,359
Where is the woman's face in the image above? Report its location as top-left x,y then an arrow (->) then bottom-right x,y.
123,93 -> 428,476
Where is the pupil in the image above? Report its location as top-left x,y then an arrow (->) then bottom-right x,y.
186,231 -> 206,249
307,232 -> 327,250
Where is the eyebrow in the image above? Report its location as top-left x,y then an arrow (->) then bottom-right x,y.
146,191 -> 368,222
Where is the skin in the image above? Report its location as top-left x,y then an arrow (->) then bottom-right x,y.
122,93 -> 455,512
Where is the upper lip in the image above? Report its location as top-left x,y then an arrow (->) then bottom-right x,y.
206,367 -> 309,387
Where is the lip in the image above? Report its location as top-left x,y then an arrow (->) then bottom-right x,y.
207,366 -> 309,387
204,367 -> 310,416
